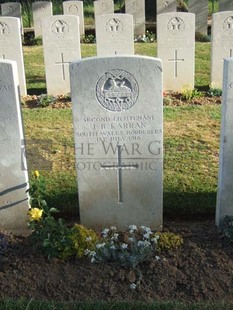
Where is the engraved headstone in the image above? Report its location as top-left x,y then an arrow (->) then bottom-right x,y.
42,15 -> 81,95
156,0 -> 176,15
0,59 -> 29,233
157,12 -> 195,91
188,0 -> 208,34
94,0 -> 114,20
219,0 -> 233,12
125,0 -> 146,37
32,1 -> 52,38
0,17 -> 27,96
216,58 -> 233,226
211,12 -> 233,88
70,55 -> 163,230
63,0 -> 85,36
96,14 -> 134,56
1,2 -> 23,34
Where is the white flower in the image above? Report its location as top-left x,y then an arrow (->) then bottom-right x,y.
137,240 -> 144,247
111,233 -> 119,241
128,237 -> 134,242
128,225 -> 137,232
150,237 -> 158,244
143,233 -> 152,239
110,226 -> 117,231
121,243 -> 128,249
155,256 -> 160,261
137,240 -> 151,247
110,245 -> 116,250
84,249 -> 90,256
130,283 -> 137,290
102,228 -> 110,235
91,257 -> 96,263
85,237 -> 92,241
140,226 -> 152,234
96,243 -> 106,249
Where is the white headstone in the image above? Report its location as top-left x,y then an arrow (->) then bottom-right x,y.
188,0 -> 208,35
70,56 -> 163,231
94,0 -> 114,19
63,0 -> 85,36
0,60 -> 29,233
32,1 -> 52,38
42,15 -> 81,95
211,12 -> 233,88
125,0 -> 145,37
216,58 -> 233,227
0,17 -> 27,96
157,12 -> 195,91
157,0 -> 176,15
96,14 -> 134,56
219,0 -> 233,12
1,2 -> 23,34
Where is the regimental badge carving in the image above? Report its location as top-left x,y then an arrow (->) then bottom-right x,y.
167,17 -> 185,31
106,18 -> 123,35
96,69 -> 139,112
163,1 -> 169,8
223,16 -> 233,32
51,20 -> 69,38
132,1 -> 139,12
101,2 -> 108,12
68,4 -> 79,14
0,22 -> 10,39
6,5 -> 13,14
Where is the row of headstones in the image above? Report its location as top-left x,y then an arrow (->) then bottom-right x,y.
1,0 -> 233,38
1,10 -> 233,97
0,55 -> 232,233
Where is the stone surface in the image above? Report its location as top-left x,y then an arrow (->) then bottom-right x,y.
219,0 -> 233,11
63,0 -> 85,36
1,2 -> 23,34
96,14 -> 134,56
125,0 -> 145,37
156,0 -> 176,15
216,58 -> 233,227
32,1 -> 52,38
211,12 -> 233,88
188,0 -> 208,34
70,55 -> 163,231
42,15 -> 81,95
0,60 -> 29,233
94,0 -> 114,20
157,12 -> 195,91
0,17 -> 27,96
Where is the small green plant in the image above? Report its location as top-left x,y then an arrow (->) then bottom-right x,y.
181,85 -> 203,101
85,225 -> 160,268
207,84 -> 222,97
154,232 -> 183,251
36,94 -> 56,107
145,30 -> 156,43
81,34 -> 96,44
71,224 -> 99,258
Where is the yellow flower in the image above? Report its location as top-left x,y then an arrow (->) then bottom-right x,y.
34,170 -> 40,178
28,208 -> 43,221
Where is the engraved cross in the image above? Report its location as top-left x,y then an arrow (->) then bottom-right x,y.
168,49 -> 184,78
54,52 -> 70,80
101,145 -> 138,203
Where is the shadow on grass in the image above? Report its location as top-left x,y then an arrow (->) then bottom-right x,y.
163,191 -> 216,220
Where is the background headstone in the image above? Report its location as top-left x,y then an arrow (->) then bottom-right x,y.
0,59 -> 29,233
96,14 -> 134,56
32,1 -> 52,38
70,55 -> 163,230
125,0 -> 145,37
0,17 -> 27,96
42,15 -> 81,95
211,12 -> 233,88
156,0 -> 177,15
1,2 -> 23,34
216,58 -> 233,227
63,0 -> 85,36
94,0 -> 114,20
219,0 -> 233,12
188,0 -> 208,35
157,12 -> 195,91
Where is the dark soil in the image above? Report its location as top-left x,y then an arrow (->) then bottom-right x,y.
0,220 -> 233,303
